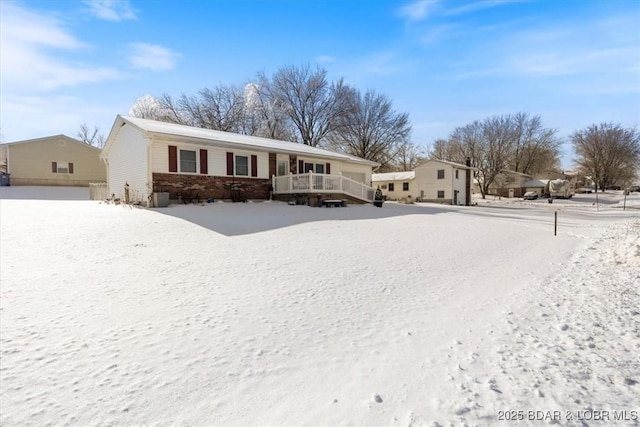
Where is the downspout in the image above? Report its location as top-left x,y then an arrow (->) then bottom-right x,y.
451,165 -> 454,205
102,157 -> 109,197
147,137 -> 154,207
465,157 -> 471,206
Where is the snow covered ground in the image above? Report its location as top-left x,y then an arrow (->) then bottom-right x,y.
1,187 -> 638,426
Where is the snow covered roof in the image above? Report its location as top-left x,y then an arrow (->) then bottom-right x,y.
522,179 -> 547,188
371,171 -> 415,182
102,115 -> 379,167
417,159 -> 475,170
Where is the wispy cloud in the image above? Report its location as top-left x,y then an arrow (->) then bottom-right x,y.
316,55 -> 336,64
399,0 -> 523,22
448,13 -> 640,98
0,3 -> 119,92
83,0 -> 137,22
128,43 -> 181,71
445,0 -> 527,16
399,0 -> 440,21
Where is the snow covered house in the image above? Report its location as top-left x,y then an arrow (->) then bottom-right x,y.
100,116 -> 379,205
372,159 -> 474,205
370,171 -> 416,202
0,135 -> 106,186
473,170 -> 535,198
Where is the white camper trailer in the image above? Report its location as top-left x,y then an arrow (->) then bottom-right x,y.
547,179 -> 574,199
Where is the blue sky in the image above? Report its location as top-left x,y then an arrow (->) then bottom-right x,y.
1,0 -> 639,168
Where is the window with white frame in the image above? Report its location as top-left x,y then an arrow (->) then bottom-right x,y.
388,183 -> 395,191
403,182 -> 409,191
455,169 -> 459,179
235,155 -> 249,176
437,169 -> 445,179
180,150 -> 197,173
437,190 -> 445,198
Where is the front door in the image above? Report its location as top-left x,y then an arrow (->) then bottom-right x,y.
454,190 -> 458,205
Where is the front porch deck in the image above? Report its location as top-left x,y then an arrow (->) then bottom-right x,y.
272,173 -> 375,203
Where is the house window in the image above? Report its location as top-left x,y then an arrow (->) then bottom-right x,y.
403,182 -> 409,191
437,169 -> 445,179
235,155 -> 249,176
52,161 -> 74,174
381,184 -> 387,189
277,160 -> 288,176
302,162 -> 326,173
437,190 -> 445,198
180,150 -> 196,173
388,183 -> 395,191
456,169 -> 459,179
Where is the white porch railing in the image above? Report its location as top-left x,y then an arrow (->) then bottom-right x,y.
272,173 -> 375,203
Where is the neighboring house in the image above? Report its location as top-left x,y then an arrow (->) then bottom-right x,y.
473,170 -> 533,198
0,135 -> 106,186
473,169 -> 578,198
372,159 -> 474,205
371,171 -> 416,202
100,115 -> 379,205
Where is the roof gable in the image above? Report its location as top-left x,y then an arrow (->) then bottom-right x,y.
1,135 -> 100,151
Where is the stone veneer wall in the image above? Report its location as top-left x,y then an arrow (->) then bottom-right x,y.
153,173 -> 271,201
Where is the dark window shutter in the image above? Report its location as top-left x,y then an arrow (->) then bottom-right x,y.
298,160 -> 304,174
199,149 -> 208,174
168,146 -> 177,172
68,163 -> 74,174
325,163 -> 331,175
226,152 -> 234,175
251,155 -> 257,177
52,162 -> 57,173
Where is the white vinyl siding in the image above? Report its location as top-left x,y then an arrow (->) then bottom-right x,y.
107,123 -> 149,203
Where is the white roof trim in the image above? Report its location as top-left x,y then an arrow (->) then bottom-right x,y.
372,171 -> 415,181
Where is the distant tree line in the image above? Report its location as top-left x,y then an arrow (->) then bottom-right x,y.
570,123 -> 640,192
129,63 -> 421,171
429,113 -> 639,197
124,63 -> 639,188
429,112 -> 562,198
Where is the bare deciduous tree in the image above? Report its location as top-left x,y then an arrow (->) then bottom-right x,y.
129,95 -> 166,120
176,85 -> 246,132
571,123 -> 640,191
394,140 -> 427,171
243,81 -> 296,141
76,123 -> 105,148
259,64 -> 350,146
429,113 -> 560,198
328,88 -> 411,169
510,112 -> 561,175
